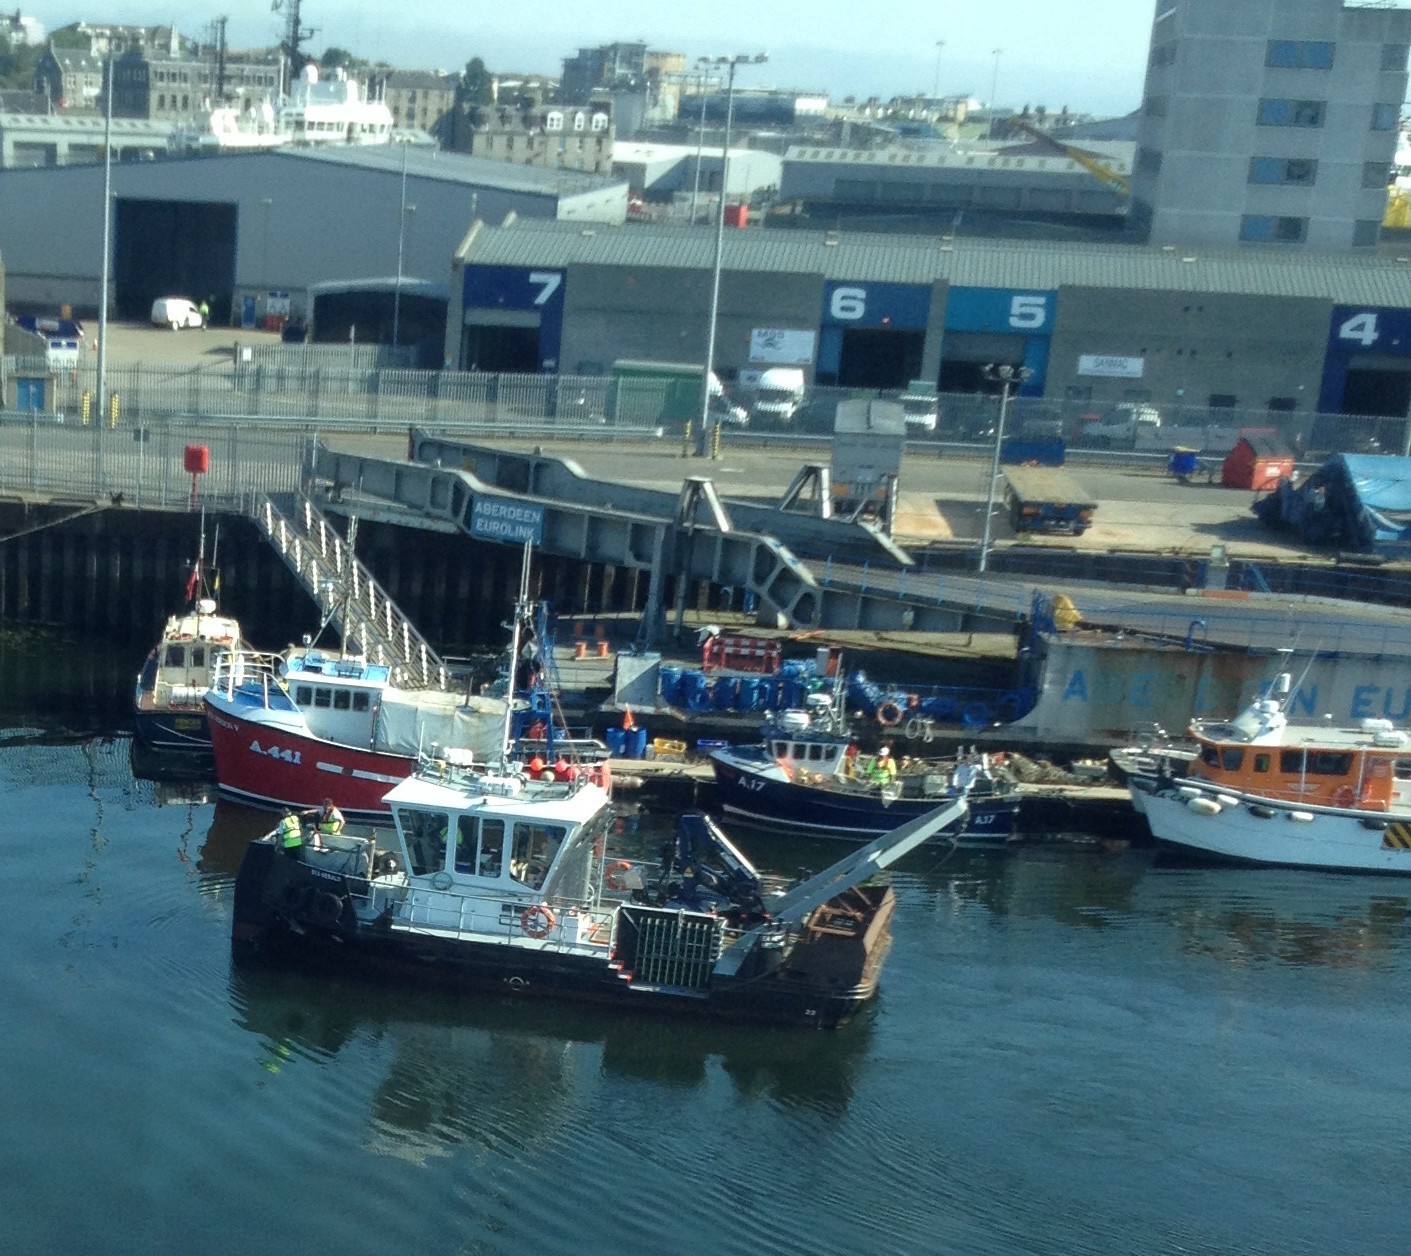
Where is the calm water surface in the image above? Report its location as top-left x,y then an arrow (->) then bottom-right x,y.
2,638 -> 1409,1253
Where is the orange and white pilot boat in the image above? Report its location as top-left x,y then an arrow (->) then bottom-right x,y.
1130,673 -> 1411,874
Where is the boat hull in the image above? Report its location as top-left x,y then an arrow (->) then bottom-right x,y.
232,840 -> 887,1029
1134,781 -> 1411,875
206,700 -> 409,818
711,754 -> 1019,843
132,707 -> 212,753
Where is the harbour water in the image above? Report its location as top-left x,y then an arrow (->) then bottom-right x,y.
3,632 -> 1410,1254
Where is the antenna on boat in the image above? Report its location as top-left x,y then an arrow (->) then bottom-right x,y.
498,540 -> 533,767
1287,644 -> 1321,714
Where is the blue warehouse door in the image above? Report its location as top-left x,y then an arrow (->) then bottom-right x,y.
939,288 -> 1054,397
818,282 -> 930,388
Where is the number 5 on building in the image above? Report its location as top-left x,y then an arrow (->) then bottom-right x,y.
1008,295 -> 1048,330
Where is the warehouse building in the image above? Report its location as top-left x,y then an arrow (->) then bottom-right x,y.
446,215 -> 1411,423
0,144 -> 627,328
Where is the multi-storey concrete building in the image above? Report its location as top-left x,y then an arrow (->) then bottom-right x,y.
1132,0 -> 1411,250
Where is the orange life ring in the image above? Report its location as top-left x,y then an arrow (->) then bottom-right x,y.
520,904 -> 555,938
1330,785 -> 1357,809
604,860 -> 632,891
877,700 -> 903,727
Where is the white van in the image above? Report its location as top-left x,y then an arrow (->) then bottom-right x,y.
751,367 -> 806,424
151,297 -> 204,330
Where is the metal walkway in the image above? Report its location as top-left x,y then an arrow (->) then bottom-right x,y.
253,492 -> 449,688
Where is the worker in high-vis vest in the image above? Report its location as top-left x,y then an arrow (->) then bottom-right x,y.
277,811 -> 304,858
314,798 -> 345,835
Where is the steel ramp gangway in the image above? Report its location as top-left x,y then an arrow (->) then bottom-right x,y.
252,492 -> 449,689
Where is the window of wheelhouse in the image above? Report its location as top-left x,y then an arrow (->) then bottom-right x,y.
453,815 -> 504,878
191,646 -> 206,668
1278,749 -> 1353,776
772,740 -> 790,758
510,821 -> 565,889
823,745 -> 840,764
165,645 -> 186,667
1220,748 -> 1244,771
807,743 -> 824,762
398,809 -> 449,876
1254,753 -> 1271,773
1200,744 -> 1220,767
541,809 -> 608,903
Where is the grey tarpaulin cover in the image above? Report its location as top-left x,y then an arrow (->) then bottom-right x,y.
373,691 -> 507,759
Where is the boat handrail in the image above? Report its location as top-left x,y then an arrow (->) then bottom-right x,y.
209,648 -> 292,701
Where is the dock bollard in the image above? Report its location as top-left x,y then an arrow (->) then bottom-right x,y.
681,420 -> 692,459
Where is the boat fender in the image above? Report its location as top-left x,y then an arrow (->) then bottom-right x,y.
995,691 -> 1023,722
877,700 -> 903,727
1176,785 -> 1202,800
1186,796 -> 1222,816
1287,810 -> 1316,822
604,860 -> 632,892
521,904 -> 555,939
1360,817 -> 1390,831
961,702 -> 989,728
1248,804 -> 1276,819
1216,794 -> 1241,809
313,892 -> 344,926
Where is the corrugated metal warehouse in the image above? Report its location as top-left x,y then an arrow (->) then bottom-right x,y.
0,146 -> 627,326
447,216 -> 1411,420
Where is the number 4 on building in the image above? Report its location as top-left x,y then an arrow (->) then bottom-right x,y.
1339,312 -> 1379,347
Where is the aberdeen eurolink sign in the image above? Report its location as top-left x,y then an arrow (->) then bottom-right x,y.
470,497 -> 545,545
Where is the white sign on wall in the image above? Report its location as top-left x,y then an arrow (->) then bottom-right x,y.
1078,353 -> 1145,379
749,328 -> 816,365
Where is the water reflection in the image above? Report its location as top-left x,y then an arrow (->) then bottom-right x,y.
228,963 -> 872,1164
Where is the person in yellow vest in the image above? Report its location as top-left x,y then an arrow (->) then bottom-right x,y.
870,746 -> 898,783
300,798 -> 344,848
277,810 -> 304,859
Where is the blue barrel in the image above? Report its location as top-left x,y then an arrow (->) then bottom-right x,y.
1169,448 -> 1199,479
627,726 -> 648,758
605,727 -> 626,756
736,677 -> 759,710
714,676 -> 739,710
755,676 -> 777,710
659,666 -> 683,705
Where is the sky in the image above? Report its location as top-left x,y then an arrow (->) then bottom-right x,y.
35,1 -> 1163,116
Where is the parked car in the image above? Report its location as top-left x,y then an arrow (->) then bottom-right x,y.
150,297 -> 204,330
1078,403 -> 1162,448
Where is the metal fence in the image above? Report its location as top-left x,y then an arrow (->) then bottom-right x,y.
3,349 -> 1409,460
0,411 -> 313,509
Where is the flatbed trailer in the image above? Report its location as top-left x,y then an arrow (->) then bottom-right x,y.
1002,466 -> 1098,535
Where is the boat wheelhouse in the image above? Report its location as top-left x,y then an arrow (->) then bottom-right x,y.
133,597 -> 243,752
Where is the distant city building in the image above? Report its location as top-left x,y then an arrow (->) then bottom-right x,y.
1,12 -> 44,46
373,68 -> 459,142
33,48 -> 104,112
111,44 -> 280,121
467,101 -> 614,175
1132,0 -> 1411,250
560,42 -> 647,104
679,89 -> 828,129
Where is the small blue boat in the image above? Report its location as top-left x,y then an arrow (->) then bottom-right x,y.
709,694 -> 1021,844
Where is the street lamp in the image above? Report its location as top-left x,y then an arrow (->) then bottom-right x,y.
987,48 -> 1002,141
392,141 -> 411,350
697,52 -> 767,457
689,69 -> 711,224
96,52 -> 114,417
977,363 -> 1031,573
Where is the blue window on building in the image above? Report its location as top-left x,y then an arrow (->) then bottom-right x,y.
1240,215 -> 1308,243
1257,98 -> 1325,127
1372,103 -> 1399,131
1249,157 -> 1317,185
1267,40 -> 1335,69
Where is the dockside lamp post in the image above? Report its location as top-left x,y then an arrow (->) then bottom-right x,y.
697,51 -> 767,458
977,363 -> 1031,573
